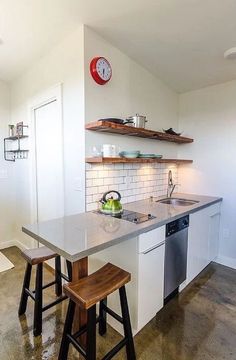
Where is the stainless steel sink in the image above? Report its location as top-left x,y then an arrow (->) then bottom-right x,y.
156,198 -> 199,206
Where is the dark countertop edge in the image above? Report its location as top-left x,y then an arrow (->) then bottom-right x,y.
22,197 -> 222,262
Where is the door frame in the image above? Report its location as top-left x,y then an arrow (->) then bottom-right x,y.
28,83 -> 64,232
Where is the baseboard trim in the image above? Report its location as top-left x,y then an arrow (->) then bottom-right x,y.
215,255 -> 236,270
0,240 -> 15,250
0,239 -> 28,251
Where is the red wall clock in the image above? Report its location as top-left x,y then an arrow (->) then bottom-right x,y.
90,57 -> 112,85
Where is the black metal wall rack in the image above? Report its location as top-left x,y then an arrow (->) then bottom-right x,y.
4,135 -> 29,162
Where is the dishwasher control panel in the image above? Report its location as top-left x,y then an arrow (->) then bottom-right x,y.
166,215 -> 189,237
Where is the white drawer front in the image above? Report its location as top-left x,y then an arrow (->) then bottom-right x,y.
138,226 -> 165,253
208,202 -> 221,216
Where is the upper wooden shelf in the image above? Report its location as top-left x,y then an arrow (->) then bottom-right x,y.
86,157 -> 193,165
85,121 -> 193,144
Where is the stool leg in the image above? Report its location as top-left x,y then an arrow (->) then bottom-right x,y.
119,286 -> 136,360
58,299 -> 75,360
66,260 -> 72,282
55,256 -> 62,296
33,263 -> 43,337
99,297 -> 107,336
18,263 -> 32,316
87,305 -> 96,360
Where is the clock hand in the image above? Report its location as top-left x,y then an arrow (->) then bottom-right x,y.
103,68 -> 105,77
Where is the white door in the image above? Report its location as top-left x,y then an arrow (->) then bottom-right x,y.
34,98 -> 64,222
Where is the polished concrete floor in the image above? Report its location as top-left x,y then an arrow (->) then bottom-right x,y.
0,247 -> 236,360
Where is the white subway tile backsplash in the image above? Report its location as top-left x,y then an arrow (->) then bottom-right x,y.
93,178 -> 104,186
113,164 -> 124,170
86,195 -> 93,203
86,179 -> 93,187
104,178 -> 115,185
127,195 -> 136,203
86,171 -> 98,179
87,203 -> 97,211
103,164 -> 115,170
114,177 -> 124,184
108,185 -> 120,191
85,162 -> 178,211
98,170 -> 109,178
124,176 -> 132,185
86,187 -> 98,195
93,193 -> 101,202
118,183 -> 128,191
98,185 -> 109,193
128,169 -> 136,176
124,164 -> 133,169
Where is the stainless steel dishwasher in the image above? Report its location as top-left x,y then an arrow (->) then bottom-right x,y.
164,215 -> 189,300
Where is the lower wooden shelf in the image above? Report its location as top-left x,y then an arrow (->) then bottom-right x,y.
86,157 -> 193,164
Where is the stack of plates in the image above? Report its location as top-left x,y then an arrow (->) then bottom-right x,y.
119,151 -> 163,159
138,154 -> 163,159
119,151 -> 140,158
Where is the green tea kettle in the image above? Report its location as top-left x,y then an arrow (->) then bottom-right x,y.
100,191 -> 123,216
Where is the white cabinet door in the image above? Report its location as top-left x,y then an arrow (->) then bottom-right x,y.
187,203 -> 221,285
137,242 -> 165,331
187,208 -> 210,284
208,213 -> 220,262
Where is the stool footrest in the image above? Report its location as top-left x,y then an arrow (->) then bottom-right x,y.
103,304 -> 123,324
67,334 -> 86,358
32,280 -> 57,294
42,280 -> 57,290
25,288 -> 35,301
60,273 -> 70,282
67,315 -> 127,360
102,338 -> 128,360
42,295 -> 67,312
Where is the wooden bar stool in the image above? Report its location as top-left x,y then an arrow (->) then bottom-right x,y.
58,262 -> 136,360
18,246 -> 72,336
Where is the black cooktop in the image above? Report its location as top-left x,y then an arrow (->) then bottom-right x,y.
94,209 -> 156,224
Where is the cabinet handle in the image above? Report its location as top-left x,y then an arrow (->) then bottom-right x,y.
142,241 -> 165,254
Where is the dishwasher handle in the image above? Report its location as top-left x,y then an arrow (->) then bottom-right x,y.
142,241 -> 165,254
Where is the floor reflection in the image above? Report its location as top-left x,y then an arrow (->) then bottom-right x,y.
0,247 -> 236,360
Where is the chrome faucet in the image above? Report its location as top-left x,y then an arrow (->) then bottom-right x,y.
167,170 -> 176,198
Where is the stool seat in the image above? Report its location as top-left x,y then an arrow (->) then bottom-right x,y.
59,262 -> 136,360
21,246 -> 57,265
64,263 -> 131,309
19,247 -> 72,337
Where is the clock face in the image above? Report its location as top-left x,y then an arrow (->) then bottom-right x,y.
96,58 -> 112,81
90,57 -> 112,85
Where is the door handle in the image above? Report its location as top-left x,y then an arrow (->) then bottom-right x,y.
142,241 -> 165,254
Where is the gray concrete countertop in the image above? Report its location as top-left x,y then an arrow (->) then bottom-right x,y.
22,193 -> 222,262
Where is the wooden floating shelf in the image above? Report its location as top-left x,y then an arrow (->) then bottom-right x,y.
85,121 -> 193,144
86,157 -> 193,165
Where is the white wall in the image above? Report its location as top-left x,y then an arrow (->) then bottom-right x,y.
10,26 -> 85,248
0,81 -> 15,247
84,27 -> 179,158
178,80 -> 236,268
6,25 -> 181,250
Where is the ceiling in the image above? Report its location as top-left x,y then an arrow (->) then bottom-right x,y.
1,0 -> 236,92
